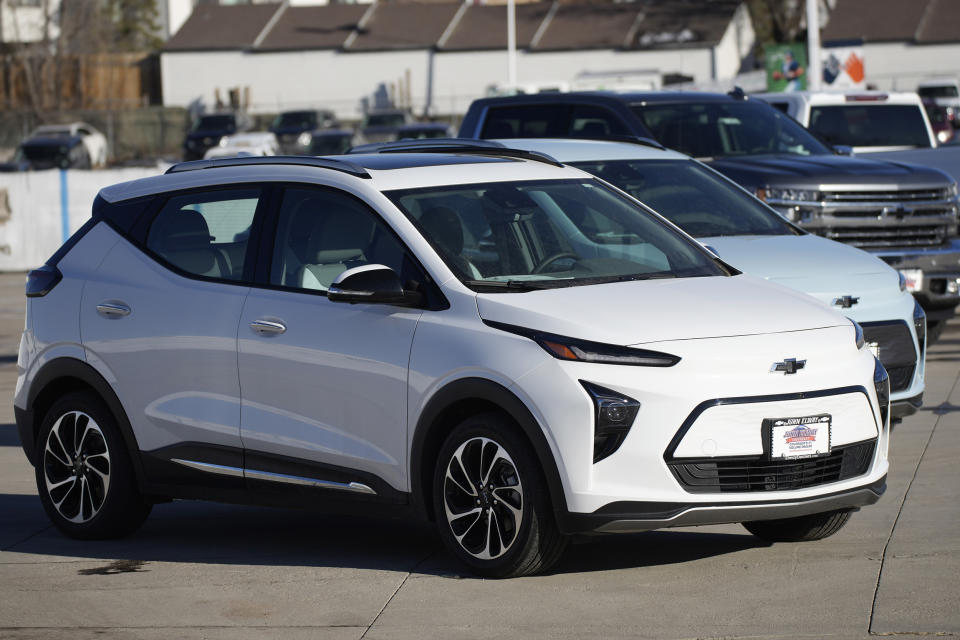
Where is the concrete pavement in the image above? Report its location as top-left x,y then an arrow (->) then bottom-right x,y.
0,271 -> 956,639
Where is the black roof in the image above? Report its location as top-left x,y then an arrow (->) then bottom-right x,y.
470,91 -> 741,106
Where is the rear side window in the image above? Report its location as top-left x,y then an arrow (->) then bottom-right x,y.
481,104 -> 629,139
146,188 -> 261,281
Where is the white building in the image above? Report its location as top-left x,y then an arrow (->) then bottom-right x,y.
822,0 -> 960,91
160,0 -> 756,120
0,0 -> 60,44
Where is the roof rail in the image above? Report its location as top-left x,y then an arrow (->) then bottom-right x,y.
347,138 -> 564,167
165,155 -> 371,178
568,134 -> 666,150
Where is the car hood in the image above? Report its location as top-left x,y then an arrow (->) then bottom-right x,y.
707,153 -> 951,189
476,273 -> 849,346
702,234 -> 899,300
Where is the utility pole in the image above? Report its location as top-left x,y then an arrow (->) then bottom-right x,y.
507,0 -> 517,89
806,0 -> 821,90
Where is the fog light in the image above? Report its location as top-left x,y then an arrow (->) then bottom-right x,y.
581,381 -> 640,463
948,278 -> 960,295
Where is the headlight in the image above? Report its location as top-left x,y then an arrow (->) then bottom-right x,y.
760,187 -> 822,203
218,136 -> 228,147
874,357 -> 890,430
581,382 -> 640,463
899,271 -> 907,292
298,132 -> 312,147
913,299 -> 926,347
853,320 -> 865,350
948,182 -> 958,198
484,320 -> 681,367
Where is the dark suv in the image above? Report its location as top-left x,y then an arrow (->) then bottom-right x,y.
183,112 -> 252,161
460,92 -> 960,330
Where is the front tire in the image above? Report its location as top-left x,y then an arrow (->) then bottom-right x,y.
742,509 -> 852,542
432,413 -> 567,577
35,392 -> 152,540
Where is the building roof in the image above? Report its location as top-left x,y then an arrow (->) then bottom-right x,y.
346,2 -> 463,51
633,1 -> 740,49
163,0 -> 746,54
165,3 -> 280,51
533,4 -> 641,51
257,5 -> 368,51
440,4 -> 551,51
823,0 -> 960,44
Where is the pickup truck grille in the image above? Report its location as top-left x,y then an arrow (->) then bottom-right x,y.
806,187 -> 958,250
825,224 -> 949,248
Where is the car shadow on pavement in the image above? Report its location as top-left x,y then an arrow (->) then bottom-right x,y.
0,492 -> 766,578
0,423 -> 20,447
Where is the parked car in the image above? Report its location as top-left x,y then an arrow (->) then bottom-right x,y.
459,91 -> 960,336
923,98 -> 955,146
183,112 -> 252,161
15,150 -> 889,578
306,129 -> 355,156
394,122 -> 453,140
0,135 -> 91,171
269,109 -> 338,154
358,109 -> 411,144
918,79 -> 960,127
755,91 -> 938,152
29,122 -> 108,168
203,132 -> 279,159
494,137 -> 925,419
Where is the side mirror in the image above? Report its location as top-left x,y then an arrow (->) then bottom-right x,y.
833,145 -> 854,156
327,264 -> 421,306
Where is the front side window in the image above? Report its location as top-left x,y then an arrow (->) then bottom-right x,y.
632,101 -> 832,158
270,187 -> 416,292
809,105 -> 931,148
146,188 -> 260,281
387,179 -> 727,291
572,159 -> 798,238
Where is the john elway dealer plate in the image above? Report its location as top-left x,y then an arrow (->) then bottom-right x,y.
765,414 -> 831,460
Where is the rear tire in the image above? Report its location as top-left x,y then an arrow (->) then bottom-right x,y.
742,509 -> 852,542
432,412 -> 567,577
35,391 -> 152,540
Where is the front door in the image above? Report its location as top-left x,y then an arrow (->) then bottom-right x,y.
238,185 -> 423,496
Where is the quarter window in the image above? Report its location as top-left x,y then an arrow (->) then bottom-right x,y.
146,188 -> 260,281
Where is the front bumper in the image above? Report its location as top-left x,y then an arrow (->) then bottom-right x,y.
872,241 -> 960,313
560,475 -> 886,534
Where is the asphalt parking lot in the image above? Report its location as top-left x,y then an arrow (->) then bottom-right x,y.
0,272 -> 957,639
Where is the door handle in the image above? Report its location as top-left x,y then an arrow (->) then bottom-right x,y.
96,302 -> 131,318
250,319 -> 286,335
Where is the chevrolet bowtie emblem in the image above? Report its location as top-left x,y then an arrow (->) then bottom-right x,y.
832,295 -> 860,308
771,358 -> 806,374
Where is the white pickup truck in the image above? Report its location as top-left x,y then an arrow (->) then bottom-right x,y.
755,90 -> 938,153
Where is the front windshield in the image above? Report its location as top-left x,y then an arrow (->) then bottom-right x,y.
387,179 -> 727,290
192,115 -> 235,132
809,105 -> 931,148
273,111 -> 317,130
572,159 -> 798,238
632,101 -> 832,158
919,86 -> 959,99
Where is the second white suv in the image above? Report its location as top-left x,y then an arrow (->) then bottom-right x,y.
15,150 -> 889,577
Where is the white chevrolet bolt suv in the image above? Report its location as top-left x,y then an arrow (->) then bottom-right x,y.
15,149 -> 890,577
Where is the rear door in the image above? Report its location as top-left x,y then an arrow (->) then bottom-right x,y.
81,186 -> 268,487
237,185 -> 424,498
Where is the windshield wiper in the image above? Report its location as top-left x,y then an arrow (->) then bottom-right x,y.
463,279 -> 556,292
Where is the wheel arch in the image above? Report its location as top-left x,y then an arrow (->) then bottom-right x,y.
21,357 -> 145,485
409,377 -> 567,522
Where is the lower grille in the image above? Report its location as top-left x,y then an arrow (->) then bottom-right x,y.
669,440 -> 876,493
823,225 -> 948,249
861,321 -> 917,392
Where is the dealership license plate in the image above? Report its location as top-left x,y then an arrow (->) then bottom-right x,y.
768,415 -> 831,460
